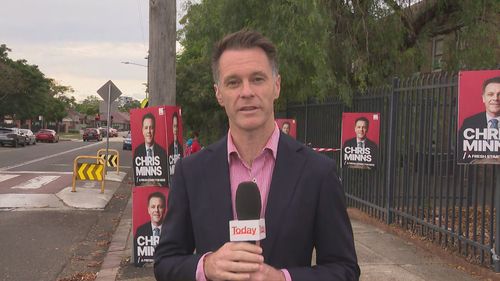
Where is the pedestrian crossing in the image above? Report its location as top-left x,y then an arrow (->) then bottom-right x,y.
0,172 -> 78,194
10,175 -> 60,189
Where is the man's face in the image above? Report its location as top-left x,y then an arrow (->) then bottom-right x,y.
282,123 -> 290,134
354,120 -> 368,140
148,197 -> 165,226
142,117 -> 154,146
214,47 -> 280,134
482,82 -> 500,117
172,116 -> 178,140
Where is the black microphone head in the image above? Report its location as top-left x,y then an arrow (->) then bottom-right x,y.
235,181 -> 261,220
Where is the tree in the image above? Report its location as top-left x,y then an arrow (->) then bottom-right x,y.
75,95 -> 101,116
176,0 -> 499,143
119,100 -> 141,112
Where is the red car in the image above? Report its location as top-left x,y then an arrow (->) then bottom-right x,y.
35,129 -> 59,143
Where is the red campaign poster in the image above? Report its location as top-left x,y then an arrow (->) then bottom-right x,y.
341,112 -> 380,169
457,70 -> 500,164
130,106 -> 169,187
275,119 -> 297,139
133,187 -> 169,265
130,106 -> 183,266
165,108 -> 183,187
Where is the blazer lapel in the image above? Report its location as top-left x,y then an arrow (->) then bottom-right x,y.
202,137 -> 233,246
262,135 -> 306,259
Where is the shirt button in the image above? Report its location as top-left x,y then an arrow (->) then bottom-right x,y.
252,178 -> 257,183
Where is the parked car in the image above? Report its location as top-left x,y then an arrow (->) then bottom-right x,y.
35,129 -> 59,143
0,127 -> 25,147
122,131 -> 132,150
83,128 -> 102,141
109,128 -> 118,137
97,127 -> 107,137
20,129 -> 36,145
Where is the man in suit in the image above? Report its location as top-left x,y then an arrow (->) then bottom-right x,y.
135,191 -> 166,265
281,121 -> 290,135
133,112 -> 168,186
154,30 -> 359,281
458,76 -> 500,163
167,111 -> 183,187
343,117 -> 378,168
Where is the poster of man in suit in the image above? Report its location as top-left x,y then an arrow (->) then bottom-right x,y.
131,107 -> 169,186
457,71 -> 500,164
167,110 -> 183,187
276,118 -> 297,139
342,113 -> 380,169
133,188 -> 168,265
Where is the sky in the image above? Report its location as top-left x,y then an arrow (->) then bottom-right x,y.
0,0 -> 187,102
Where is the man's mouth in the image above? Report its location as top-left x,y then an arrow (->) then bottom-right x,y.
240,106 -> 258,111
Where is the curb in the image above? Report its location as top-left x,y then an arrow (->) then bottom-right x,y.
95,192 -> 132,281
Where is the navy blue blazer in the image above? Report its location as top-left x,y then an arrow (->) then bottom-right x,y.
154,133 -> 360,281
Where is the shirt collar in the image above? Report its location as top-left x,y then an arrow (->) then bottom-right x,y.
485,113 -> 500,122
227,123 -> 280,163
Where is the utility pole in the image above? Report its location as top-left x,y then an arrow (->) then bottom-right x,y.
149,0 -> 176,106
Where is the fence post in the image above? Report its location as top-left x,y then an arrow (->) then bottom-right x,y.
494,166 -> 500,272
385,77 -> 399,224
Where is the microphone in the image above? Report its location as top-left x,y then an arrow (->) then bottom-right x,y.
229,181 -> 266,242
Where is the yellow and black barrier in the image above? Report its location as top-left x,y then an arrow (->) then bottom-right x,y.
97,148 -> 120,174
72,156 -> 105,193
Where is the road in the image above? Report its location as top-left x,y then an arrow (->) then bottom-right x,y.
0,134 -> 133,281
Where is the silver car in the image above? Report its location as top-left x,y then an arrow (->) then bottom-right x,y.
20,129 -> 37,145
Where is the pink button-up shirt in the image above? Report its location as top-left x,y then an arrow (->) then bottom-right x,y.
195,124 -> 291,281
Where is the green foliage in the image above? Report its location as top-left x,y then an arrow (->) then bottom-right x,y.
119,100 -> 141,113
75,95 -> 100,116
177,0 -> 499,141
0,44 -> 74,123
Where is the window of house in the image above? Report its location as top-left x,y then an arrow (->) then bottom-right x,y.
432,36 -> 444,71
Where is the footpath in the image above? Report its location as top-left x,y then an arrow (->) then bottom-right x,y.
94,192 -> 498,281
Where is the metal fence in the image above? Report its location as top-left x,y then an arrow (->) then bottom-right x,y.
286,72 -> 499,270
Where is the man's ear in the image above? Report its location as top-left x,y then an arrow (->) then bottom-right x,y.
274,75 -> 281,100
214,84 -> 224,106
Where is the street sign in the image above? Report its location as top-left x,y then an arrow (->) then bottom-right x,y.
97,80 -> 122,103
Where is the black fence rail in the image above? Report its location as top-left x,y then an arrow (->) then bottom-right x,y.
286,72 -> 499,270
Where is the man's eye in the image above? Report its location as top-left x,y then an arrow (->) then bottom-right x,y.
253,77 -> 265,83
226,80 -> 240,87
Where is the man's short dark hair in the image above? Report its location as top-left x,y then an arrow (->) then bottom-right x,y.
148,191 -> 166,207
355,117 -> 369,128
142,113 -> 156,128
211,29 -> 279,84
482,76 -> 500,94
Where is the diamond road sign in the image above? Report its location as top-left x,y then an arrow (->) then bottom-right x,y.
97,80 -> 122,103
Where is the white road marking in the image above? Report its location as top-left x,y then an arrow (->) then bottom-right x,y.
11,175 -> 60,189
0,171 -> 72,175
0,174 -> 19,182
0,142 -> 101,171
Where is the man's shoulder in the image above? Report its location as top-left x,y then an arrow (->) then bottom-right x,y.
366,138 -> 378,147
136,221 -> 151,236
343,138 -> 356,146
462,112 -> 486,127
134,143 -> 146,155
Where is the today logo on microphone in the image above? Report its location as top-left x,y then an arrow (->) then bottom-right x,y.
229,219 -> 266,242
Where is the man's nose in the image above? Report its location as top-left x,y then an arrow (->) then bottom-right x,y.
240,80 -> 254,98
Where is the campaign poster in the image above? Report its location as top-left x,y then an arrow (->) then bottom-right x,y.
131,106 -> 169,187
457,70 -> 500,164
133,187 -> 169,265
276,118 -> 297,139
166,108 -> 183,187
341,112 -> 380,169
